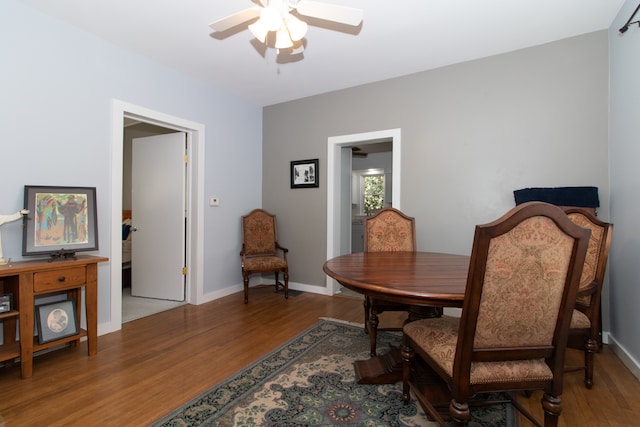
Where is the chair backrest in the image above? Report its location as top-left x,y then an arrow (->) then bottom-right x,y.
563,208 -> 613,313
364,208 -> 416,252
453,202 -> 590,394
241,209 -> 278,256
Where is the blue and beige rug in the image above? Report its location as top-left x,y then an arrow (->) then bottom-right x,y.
152,319 -> 513,426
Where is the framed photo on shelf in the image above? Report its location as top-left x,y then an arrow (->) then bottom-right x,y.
35,300 -> 78,344
22,185 -> 99,258
290,159 -> 319,189
0,294 -> 12,313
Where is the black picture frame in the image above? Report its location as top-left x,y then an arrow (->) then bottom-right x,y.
290,159 -> 319,189
22,185 -> 98,258
35,299 -> 78,344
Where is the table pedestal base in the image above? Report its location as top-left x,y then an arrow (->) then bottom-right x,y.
354,346 -> 403,384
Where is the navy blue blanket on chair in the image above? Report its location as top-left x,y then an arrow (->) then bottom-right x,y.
513,186 -> 599,208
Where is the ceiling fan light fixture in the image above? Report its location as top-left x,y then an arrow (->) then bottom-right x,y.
275,27 -> 294,49
248,19 -> 269,43
260,6 -> 283,31
285,14 -> 307,42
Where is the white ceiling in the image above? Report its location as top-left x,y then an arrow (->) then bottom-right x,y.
19,0 -> 625,107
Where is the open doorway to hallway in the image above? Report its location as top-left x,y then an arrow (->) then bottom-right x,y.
326,128 -> 402,294
108,100 -> 205,335
121,119 -> 186,322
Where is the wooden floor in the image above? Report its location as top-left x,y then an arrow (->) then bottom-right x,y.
0,286 -> 638,426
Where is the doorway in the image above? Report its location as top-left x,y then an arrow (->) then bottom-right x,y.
326,128 -> 402,294
107,100 -> 205,335
122,123 -> 186,321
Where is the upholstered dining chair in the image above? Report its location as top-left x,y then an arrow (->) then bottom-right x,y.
402,202 -> 590,427
364,207 -> 432,357
240,209 -> 289,304
563,208 -> 613,389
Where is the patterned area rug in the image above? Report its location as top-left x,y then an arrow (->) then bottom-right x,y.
152,319 -> 513,426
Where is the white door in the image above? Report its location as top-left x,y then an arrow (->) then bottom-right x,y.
131,132 -> 186,301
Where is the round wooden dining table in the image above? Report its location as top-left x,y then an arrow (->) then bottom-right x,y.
323,251 -> 471,384
323,251 -> 470,308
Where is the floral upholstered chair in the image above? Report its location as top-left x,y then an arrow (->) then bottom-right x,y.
402,202 -> 590,427
240,209 -> 289,304
364,208 -> 427,356
564,208 -> 613,389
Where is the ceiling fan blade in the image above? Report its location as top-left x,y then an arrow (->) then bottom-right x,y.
296,0 -> 363,26
208,7 -> 261,32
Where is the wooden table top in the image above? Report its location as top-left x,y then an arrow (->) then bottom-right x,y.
323,251 -> 470,308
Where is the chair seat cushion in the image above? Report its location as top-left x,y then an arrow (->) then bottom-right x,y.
570,308 -> 591,329
404,317 -> 553,385
243,256 -> 287,272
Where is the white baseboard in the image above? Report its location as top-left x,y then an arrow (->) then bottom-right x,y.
199,280 -> 332,304
607,333 -> 640,381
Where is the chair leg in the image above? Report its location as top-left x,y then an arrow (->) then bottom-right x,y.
584,337 -> 598,389
283,270 -> 289,299
274,272 -> 279,292
541,393 -> 561,427
401,344 -> 414,404
243,273 -> 249,304
363,296 -> 371,334
450,399 -> 471,426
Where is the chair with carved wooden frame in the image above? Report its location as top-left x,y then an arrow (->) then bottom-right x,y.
563,208 -> 613,389
364,208 -> 442,357
402,202 -> 590,426
240,209 -> 289,304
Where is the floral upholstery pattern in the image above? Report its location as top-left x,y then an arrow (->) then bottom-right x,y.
402,203 -> 590,425
475,216 -> 574,348
405,215 -> 574,384
366,210 -> 415,252
240,209 -> 288,303
243,256 -> 287,271
570,309 -> 590,329
566,212 -> 604,307
243,210 -> 277,255
404,317 -> 553,385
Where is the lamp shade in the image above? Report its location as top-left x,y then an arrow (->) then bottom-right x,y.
285,14 -> 307,42
260,6 -> 282,31
275,27 -> 293,49
248,19 -> 269,43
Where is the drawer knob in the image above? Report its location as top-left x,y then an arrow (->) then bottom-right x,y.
58,276 -> 66,282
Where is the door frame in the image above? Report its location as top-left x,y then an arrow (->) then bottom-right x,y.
326,128 -> 401,294
105,99 -> 205,334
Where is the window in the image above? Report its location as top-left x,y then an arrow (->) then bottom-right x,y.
363,174 -> 385,215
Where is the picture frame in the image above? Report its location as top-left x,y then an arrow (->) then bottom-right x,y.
290,159 -> 319,189
0,294 -> 12,313
22,186 -> 98,259
35,299 -> 78,344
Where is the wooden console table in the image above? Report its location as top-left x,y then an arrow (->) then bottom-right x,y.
0,255 -> 108,378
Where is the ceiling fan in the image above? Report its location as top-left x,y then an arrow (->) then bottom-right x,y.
209,0 -> 363,55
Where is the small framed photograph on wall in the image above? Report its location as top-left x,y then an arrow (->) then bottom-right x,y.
290,159 -> 319,189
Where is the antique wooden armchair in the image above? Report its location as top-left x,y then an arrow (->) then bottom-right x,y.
240,209 -> 289,304
363,208 -> 441,356
564,208 -> 613,389
402,202 -> 590,426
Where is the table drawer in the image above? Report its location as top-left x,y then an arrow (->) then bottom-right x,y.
33,267 -> 86,292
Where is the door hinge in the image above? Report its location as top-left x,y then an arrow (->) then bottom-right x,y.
184,154 -> 188,164
182,266 -> 188,275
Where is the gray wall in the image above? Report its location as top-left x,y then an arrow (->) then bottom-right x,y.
609,0 -> 640,374
264,30 -> 609,294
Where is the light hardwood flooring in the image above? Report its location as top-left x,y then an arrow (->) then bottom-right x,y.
0,285 -> 638,426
